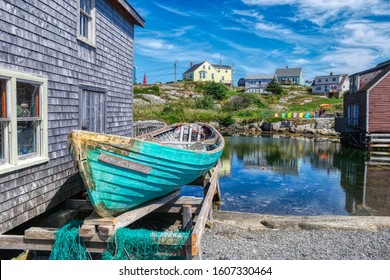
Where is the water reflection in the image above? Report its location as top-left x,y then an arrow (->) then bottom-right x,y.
183,136 -> 390,216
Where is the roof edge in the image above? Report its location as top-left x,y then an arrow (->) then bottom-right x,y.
116,0 -> 145,27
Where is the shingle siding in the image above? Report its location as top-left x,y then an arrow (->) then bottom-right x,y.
0,0 -> 139,233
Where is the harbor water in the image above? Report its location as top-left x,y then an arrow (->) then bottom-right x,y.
181,136 -> 390,216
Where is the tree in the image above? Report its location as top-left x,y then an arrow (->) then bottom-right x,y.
266,78 -> 283,95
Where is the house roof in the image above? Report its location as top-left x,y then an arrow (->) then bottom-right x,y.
314,74 -> 348,85
275,67 -> 302,77
339,74 -> 348,85
245,74 -> 276,80
358,63 -> 390,93
315,73 -> 347,79
351,60 -> 390,77
183,61 -> 232,74
116,0 -> 145,27
183,62 -> 205,74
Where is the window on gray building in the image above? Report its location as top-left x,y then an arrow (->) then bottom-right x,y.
78,0 -> 96,46
0,78 -> 8,165
0,68 -> 48,175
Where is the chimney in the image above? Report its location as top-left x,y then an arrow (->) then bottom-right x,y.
190,62 -> 193,67
330,72 -> 333,76
286,66 -> 288,68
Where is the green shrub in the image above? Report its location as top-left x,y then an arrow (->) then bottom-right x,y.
222,93 -> 265,111
159,106 -> 185,123
194,82 -> 207,93
218,114 -> 235,126
134,86 -> 160,95
194,95 -> 215,110
204,82 -> 228,100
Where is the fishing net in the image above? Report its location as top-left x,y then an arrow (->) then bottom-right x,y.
102,228 -> 191,260
50,221 -> 190,260
49,220 -> 91,260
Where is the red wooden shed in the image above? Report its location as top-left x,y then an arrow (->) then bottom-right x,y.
335,60 -> 390,156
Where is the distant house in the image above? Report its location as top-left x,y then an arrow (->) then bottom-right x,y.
244,74 -> 276,93
335,60 -> 390,150
312,73 -> 349,98
182,61 -> 233,86
275,66 -> 303,85
0,0 -> 144,234
237,78 -> 246,87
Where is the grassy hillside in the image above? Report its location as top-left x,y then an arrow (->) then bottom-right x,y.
133,81 -> 343,125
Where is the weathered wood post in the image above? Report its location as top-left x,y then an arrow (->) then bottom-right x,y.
182,205 -> 193,259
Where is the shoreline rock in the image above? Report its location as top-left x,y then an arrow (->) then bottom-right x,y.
219,118 -> 339,141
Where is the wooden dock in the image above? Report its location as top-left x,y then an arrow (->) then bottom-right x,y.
0,161 -> 221,260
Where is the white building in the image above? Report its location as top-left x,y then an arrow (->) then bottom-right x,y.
312,72 -> 349,98
244,74 -> 276,93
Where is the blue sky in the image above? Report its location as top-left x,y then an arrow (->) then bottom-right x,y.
130,0 -> 390,84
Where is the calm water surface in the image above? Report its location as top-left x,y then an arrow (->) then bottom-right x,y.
182,136 -> 390,216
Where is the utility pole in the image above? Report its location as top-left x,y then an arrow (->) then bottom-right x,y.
174,59 -> 177,83
231,63 -> 234,87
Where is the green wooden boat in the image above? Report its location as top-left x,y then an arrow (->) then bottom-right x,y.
67,123 -> 224,217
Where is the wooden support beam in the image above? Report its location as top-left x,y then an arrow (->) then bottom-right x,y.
64,199 -> 94,211
191,161 -> 220,259
0,234 -> 107,253
182,205 -> 193,231
81,190 -> 180,236
182,205 -> 193,259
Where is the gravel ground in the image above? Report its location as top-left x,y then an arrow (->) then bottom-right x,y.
201,212 -> 390,260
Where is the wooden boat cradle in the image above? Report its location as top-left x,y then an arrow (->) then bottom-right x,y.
0,161 -> 221,260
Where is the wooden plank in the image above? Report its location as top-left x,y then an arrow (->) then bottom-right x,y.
83,190 -> 180,229
25,227 -> 57,240
370,139 -> 390,143
191,161 -> 220,258
79,225 -> 96,238
64,199 -> 94,211
0,234 -> 106,253
182,205 -> 193,259
82,211 -> 116,226
113,190 -> 181,229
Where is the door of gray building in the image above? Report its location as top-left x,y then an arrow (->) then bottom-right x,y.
79,85 -> 106,133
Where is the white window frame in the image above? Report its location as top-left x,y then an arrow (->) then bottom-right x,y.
0,68 -> 48,175
77,0 -> 96,47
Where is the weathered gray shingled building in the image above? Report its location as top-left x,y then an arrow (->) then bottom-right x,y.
0,0 -> 144,234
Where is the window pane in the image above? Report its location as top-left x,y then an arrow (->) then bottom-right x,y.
0,122 -> 5,163
18,121 -> 39,157
80,13 -> 89,38
17,81 -> 40,118
80,0 -> 92,14
1,79 -> 6,118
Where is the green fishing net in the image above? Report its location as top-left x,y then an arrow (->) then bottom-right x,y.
102,228 -> 190,260
50,221 -> 190,260
49,220 -> 91,260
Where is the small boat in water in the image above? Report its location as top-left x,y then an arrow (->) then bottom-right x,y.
67,123 -> 224,217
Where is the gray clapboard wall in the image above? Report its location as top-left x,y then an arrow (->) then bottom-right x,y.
0,0 -> 144,234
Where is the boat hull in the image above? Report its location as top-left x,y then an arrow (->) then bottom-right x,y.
68,124 -> 224,217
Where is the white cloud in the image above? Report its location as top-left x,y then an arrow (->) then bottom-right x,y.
292,46 -> 309,55
153,2 -> 191,17
339,21 -> 390,57
287,58 -> 311,65
136,38 -> 175,50
241,0 -> 390,26
242,0 -> 296,5
319,48 -> 378,74
135,37 -> 225,66
232,9 -> 264,21
138,26 -> 195,38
